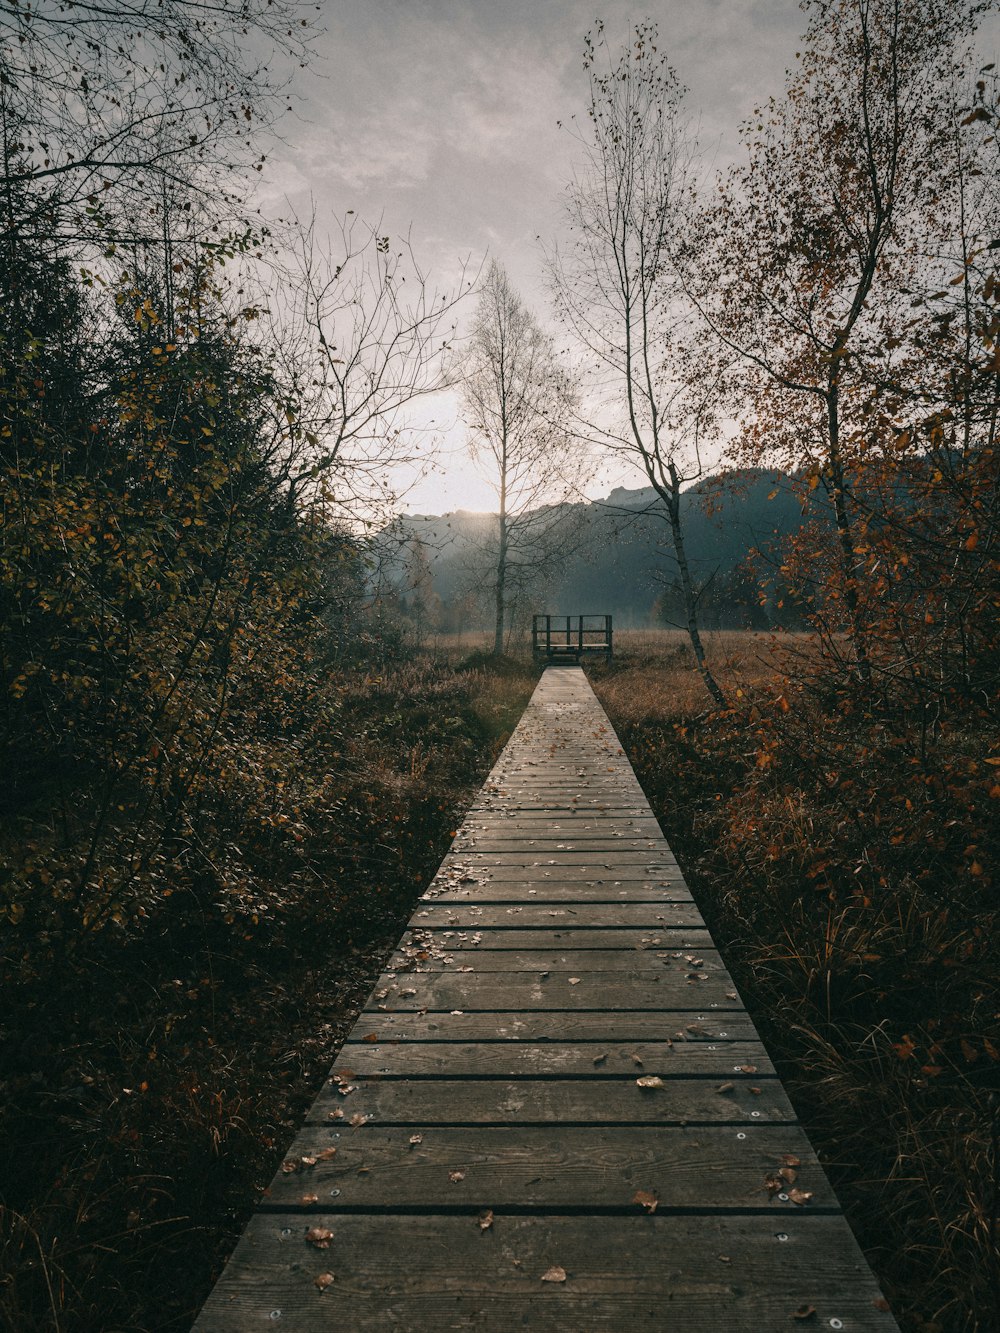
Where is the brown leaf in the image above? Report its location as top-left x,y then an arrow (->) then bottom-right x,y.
764,1173 -> 784,1198
592,1053 -> 608,1066
568,977 -> 581,985
779,1166 -> 797,1185
350,1113 -> 370,1128
361,1033 -> 379,1044
328,1108 -> 345,1121
779,1154 -> 801,1168
631,1189 -> 659,1213
541,1266 -> 567,1283
281,1159 -> 300,1174
314,1272 -> 335,1292
716,1082 -> 735,1095
636,1075 -> 664,1090
305,1226 -> 333,1249
873,1297 -> 891,1312
316,1146 -> 337,1161
631,1053 -> 644,1067
788,1188 -> 813,1206
299,1193 -> 319,1205
739,1064 -> 758,1074
409,1133 -> 423,1147
791,1305 -> 816,1321
478,1209 -> 494,1230
449,1169 -> 466,1183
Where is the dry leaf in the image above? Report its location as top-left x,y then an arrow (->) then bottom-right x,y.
328,1108 -> 344,1121
299,1155 -> 317,1167
300,1193 -> 319,1205
631,1053 -> 644,1067
362,1033 -> 379,1044
779,1154 -> 801,1168
568,977 -> 581,985
409,1134 -> 423,1147
281,1159 -> 299,1174
779,1166 -> 797,1185
316,1146 -> 337,1161
740,1064 -> 758,1074
788,1188 -> 813,1206
764,1173 -> 784,1198
314,1272 -> 335,1292
305,1226 -> 333,1249
873,1297 -> 891,1312
592,1053 -> 608,1066
636,1075 -> 664,1090
449,1169 -> 466,1183
541,1266 -> 567,1283
350,1113 -> 369,1128
478,1209 -> 494,1230
791,1305 -> 816,1321
716,1082 -> 735,1095
631,1189 -> 659,1213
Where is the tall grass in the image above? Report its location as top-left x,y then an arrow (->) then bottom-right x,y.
589,633 -> 999,1333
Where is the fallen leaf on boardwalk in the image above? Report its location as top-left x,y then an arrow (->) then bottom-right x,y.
592,1053 -> 608,1066
779,1166 -> 797,1185
314,1272 -> 335,1292
873,1297 -> 891,1312
299,1155 -> 317,1167
568,977 -> 581,985
631,1189 -> 658,1213
328,1109 -> 344,1121
726,991 -> 738,1000
350,1113 -> 369,1128
449,1170 -> 466,1183
479,1209 -> 494,1230
788,1188 -> 813,1206
315,1147 -> 337,1161
362,1033 -> 379,1043
779,1154 -> 802,1168
636,1076 -> 664,1090
740,1065 -> 758,1074
281,1159 -> 300,1174
631,1053 -> 644,1067
300,1192 -> 319,1204
541,1266 -> 567,1283
409,1134 -> 423,1147
399,988 -> 417,997
718,1254 -> 731,1263
751,1086 -> 762,1095
716,1082 -> 735,1094
791,1305 -> 816,1320
337,1084 -> 356,1096
305,1227 -> 333,1249
764,1173 -> 784,1198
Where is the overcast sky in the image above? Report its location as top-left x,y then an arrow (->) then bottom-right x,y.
255,1 -> 992,513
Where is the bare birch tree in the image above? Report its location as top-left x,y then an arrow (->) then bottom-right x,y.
462,260 -> 578,655
549,21 -> 726,706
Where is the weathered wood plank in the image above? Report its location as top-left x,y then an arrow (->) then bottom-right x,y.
397,928 -> 716,949
261,1124 -> 837,1210
362,972 -> 741,1012
344,1012 -> 760,1043
425,881 -> 692,903
388,946 -> 728,974
330,1041 -> 775,1078
303,1076 -> 793,1126
410,904 -> 708,928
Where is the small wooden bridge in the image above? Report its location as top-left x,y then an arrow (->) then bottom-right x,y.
194,667 -> 897,1331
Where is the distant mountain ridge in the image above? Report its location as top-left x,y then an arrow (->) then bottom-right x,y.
393,468 -> 819,630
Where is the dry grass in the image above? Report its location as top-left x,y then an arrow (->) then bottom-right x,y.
588,632 -> 1000,1333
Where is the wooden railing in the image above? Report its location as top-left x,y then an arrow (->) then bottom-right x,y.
531,613 -> 613,661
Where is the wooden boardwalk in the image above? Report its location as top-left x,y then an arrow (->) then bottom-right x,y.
194,666 -> 898,1331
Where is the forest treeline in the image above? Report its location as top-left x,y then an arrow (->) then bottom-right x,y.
1,0 -> 999,1329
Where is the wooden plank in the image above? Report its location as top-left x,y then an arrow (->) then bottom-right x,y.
410,904 -> 708,928
261,1124 -> 837,1210
303,1077 -> 793,1126
397,928 -> 716,949
388,946 -> 728,973
362,972 -> 742,1012
344,1012 -> 761,1043
330,1041 -> 775,1078
193,1213 -> 898,1333
425,884 -> 693,903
